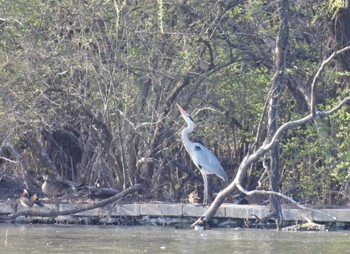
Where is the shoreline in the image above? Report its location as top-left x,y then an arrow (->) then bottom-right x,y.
1,201 -> 350,230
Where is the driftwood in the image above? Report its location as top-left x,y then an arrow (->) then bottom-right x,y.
0,184 -> 144,221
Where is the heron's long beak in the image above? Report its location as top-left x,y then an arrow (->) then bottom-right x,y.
176,103 -> 188,116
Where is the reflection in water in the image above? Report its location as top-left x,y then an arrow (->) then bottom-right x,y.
0,224 -> 349,253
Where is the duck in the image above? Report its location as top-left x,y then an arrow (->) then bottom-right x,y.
19,189 -> 44,208
188,187 -> 201,204
235,192 -> 249,205
87,179 -> 119,200
94,178 -> 101,188
41,174 -> 80,198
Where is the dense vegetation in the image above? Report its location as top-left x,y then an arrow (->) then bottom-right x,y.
1,0 -> 349,206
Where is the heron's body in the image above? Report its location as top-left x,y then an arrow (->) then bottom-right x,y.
177,103 -> 228,204
182,140 -> 227,181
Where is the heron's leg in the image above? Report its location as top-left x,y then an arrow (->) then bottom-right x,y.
202,173 -> 208,205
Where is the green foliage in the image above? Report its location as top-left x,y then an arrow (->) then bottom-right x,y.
280,95 -> 350,204
0,0 -> 350,204
327,0 -> 346,18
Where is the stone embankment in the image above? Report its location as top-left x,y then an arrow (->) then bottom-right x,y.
1,201 -> 349,229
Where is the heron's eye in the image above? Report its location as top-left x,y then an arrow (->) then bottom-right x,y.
189,116 -> 194,122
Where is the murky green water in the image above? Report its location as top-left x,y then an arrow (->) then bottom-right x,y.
0,224 -> 349,253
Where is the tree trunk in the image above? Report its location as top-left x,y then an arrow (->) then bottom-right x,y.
266,0 -> 289,221
327,1 -> 350,89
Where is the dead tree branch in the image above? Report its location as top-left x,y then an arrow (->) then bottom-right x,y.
193,44 -> 350,226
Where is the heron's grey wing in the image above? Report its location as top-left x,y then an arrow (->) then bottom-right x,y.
190,143 -> 228,182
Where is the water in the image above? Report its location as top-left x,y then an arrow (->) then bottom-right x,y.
0,224 -> 350,253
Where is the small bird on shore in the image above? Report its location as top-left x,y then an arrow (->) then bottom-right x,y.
235,192 -> 249,205
19,189 -> 44,208
188,187 -> 201,204
42,174 -> 81,198
94,179 -> 101,188
227,192 -> 249,205
87,179 -> 119,200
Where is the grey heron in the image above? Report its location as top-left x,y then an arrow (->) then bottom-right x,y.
177,103 -> 228,204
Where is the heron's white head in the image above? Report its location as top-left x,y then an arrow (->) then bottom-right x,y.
177,103 -> 195,125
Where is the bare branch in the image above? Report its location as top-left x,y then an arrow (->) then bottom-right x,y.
311,45 -> 350,116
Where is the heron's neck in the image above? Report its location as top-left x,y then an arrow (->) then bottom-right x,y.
181,122 -> 194,149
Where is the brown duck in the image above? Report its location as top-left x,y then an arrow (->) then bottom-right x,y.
41,174 -> 80,198
188,186 -> 201,204
20,189 -> 44,208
